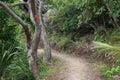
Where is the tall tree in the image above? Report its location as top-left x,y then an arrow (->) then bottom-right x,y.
0,0 -> 51,79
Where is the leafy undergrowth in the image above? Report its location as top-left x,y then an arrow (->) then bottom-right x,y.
3,47 -> 60,80
48,29 -> 120,79
102,65 -> 120,79
3,48 -> 35,80
92,41 -> 120,80
38,53 -> 60,80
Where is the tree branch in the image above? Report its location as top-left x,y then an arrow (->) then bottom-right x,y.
0,1 -> 31,50
39,0 -> 44,24
28,0 -> 36,26
11,2 -> 27,6
0,1 -> 26,27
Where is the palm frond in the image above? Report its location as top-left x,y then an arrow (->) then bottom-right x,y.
0,45 -> 18,77
92,41 -> 120,52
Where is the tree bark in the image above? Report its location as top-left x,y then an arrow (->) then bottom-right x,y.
27,25 -> 41,78
39,0 -> 51,63
41,26 -> 51,63
27,0 -> 41,78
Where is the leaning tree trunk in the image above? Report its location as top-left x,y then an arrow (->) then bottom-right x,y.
27,0 -> 42,78
39,0 -> 51,64
41,25 -> 51,63
27,25 -> 41,78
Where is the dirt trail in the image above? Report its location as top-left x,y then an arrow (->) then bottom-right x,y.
38,49 -> 103,80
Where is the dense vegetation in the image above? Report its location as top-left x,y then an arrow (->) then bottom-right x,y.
45,0 -> 120,79
0,1 -> 34,79
0,0 -> 49,80
0,0 -> 120,80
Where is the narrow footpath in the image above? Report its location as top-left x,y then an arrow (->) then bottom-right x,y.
38,49 -> 104,80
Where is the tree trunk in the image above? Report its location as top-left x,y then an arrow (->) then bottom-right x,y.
27,26 -> 41,78
41,26 -> 51,63
0,1 -> 41,79
39,0 -> 51,64
0,0 -> 51,79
